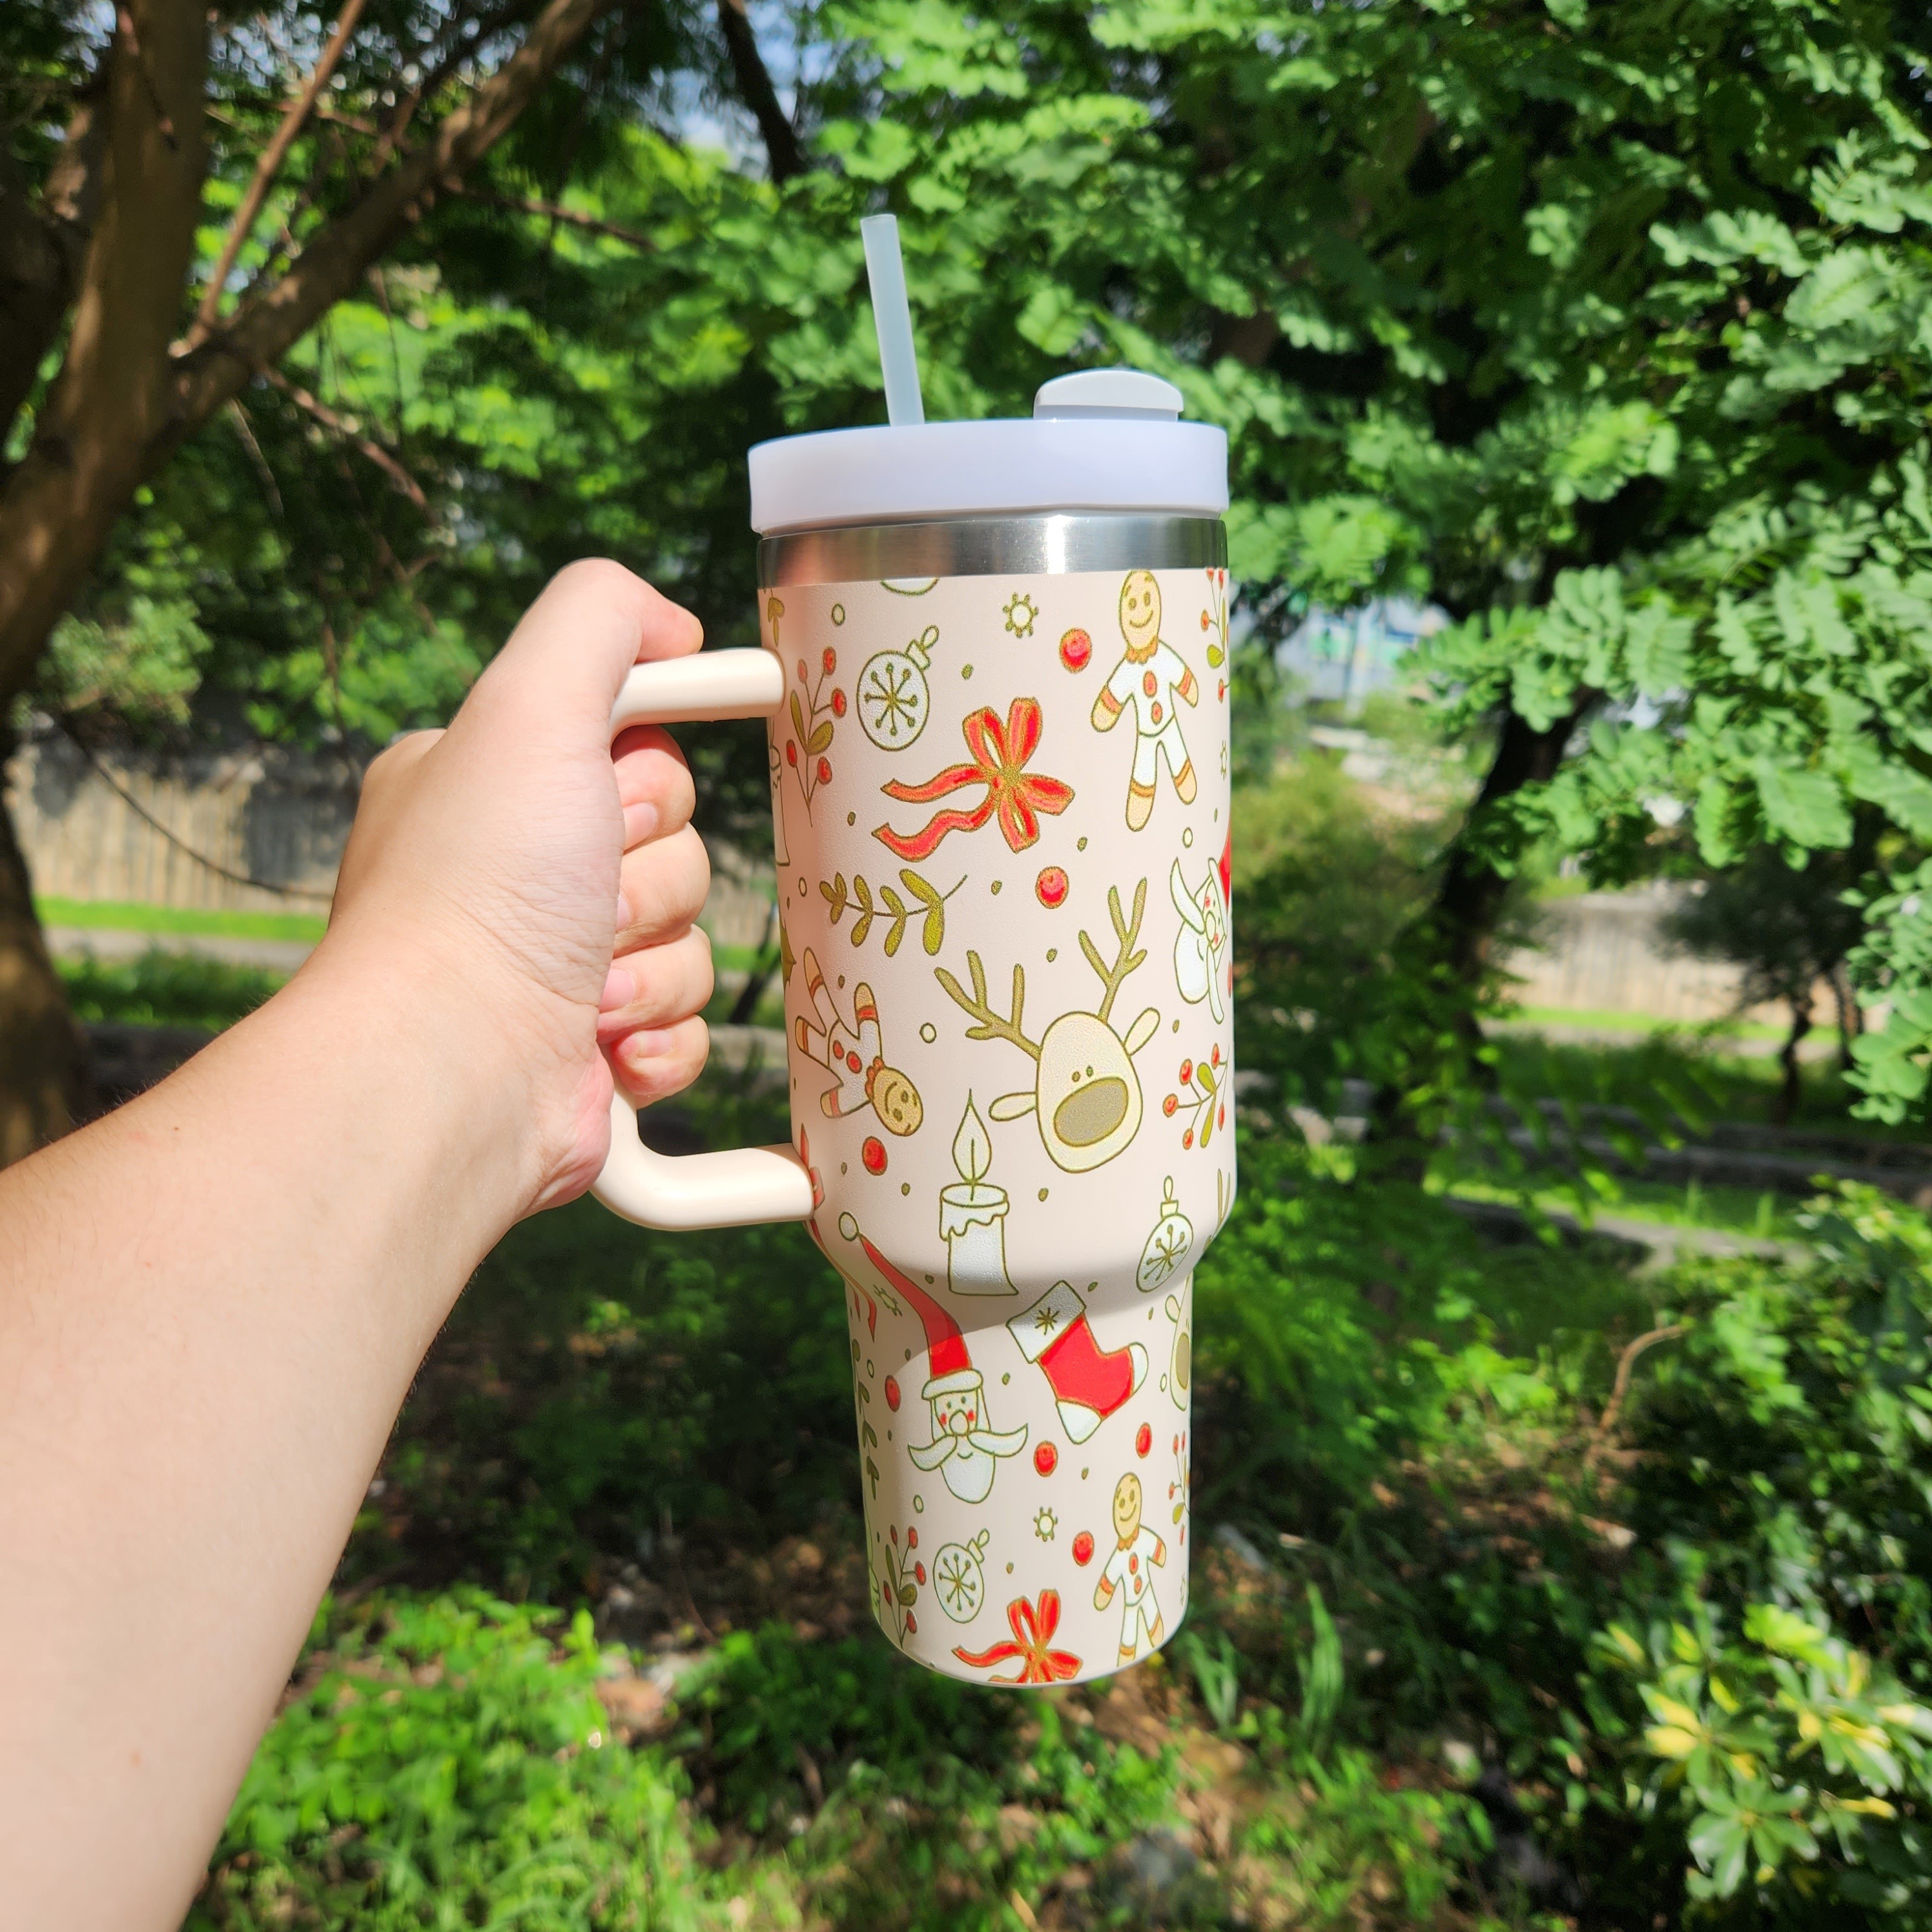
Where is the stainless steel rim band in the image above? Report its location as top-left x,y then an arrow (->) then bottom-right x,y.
757,514 -> 1228,586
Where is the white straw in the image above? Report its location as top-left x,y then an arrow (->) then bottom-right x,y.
860,214 -> 925,427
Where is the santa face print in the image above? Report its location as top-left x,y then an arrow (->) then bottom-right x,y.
766,564 -> 1226,1685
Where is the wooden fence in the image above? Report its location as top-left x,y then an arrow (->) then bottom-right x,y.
6,729 -> 774,952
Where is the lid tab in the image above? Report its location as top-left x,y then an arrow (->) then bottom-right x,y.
1033,368 -> 1183,421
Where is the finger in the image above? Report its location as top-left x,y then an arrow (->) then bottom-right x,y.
468,559 -> 703,730
598,928 -> 714,1036
606,1014 -> 709,1107
617,823 -> 708,949
611,724 -> 695,850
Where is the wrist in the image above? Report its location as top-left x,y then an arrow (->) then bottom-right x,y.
296,920 -> 562,1251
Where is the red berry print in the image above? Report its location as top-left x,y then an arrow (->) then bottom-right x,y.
1200,610 -> 1211,630
884,1375 -> 901,1411
1072,1530 -> 1095,1566
796,658 -> 808,682
907,1526 -> 917,1549
1163,1094 -> 1178,1116
915,1562 -> 926,1585
862,1136 -> 887,1175
1035,866 -> 1068,909
1183,1129 -> 1194,1149
906,1613 -> 917,1634
786,741 -> 798,766
1180,1059 -> 1193,1084
822,647 -> 838,674
816,755 -> 832,785
831,687 -> 847,716
1059,628 -> 1092,672
1136,1423 -> 1153,1457
1211,1044 -> 1221,1067
1217,1104 -> 1226,1129
1034,1441 -> 1058,1477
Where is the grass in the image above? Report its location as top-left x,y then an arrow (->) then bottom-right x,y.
1497,1002 -> 1789,1042
1443,1173 -> 1803,1242
37,894 -> 329,943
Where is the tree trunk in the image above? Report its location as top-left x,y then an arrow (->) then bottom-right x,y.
0,746 -> 94,1159
0,0 -> 611,1162
1370,697 -> 1589,1147
0,0 -> 210,713
1773,992 -> 1811,1128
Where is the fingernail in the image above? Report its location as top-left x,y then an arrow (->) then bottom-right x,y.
626,800 -> 661,845
615,890 -> 633,930
626,1027 -> 676,1059
601,964 -> 635,1011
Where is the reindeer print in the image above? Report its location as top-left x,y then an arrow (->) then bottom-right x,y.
795,949 -> 925,1135
933,880 -> 1160,1174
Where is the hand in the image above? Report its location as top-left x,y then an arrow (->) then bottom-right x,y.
327,560 -> 715,1215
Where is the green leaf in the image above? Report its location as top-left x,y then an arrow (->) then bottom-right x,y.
1752,759 -> 1852,851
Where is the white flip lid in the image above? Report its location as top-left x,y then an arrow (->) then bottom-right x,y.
748,367 -> 1228,535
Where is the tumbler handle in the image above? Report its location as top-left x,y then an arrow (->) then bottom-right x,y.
590,650 -> 816,1231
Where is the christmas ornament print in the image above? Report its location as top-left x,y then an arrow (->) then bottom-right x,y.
932,1529 -> 990,1622
1137,1177 -> 1194,1292
765,566 -> 1230,1685
857,624 -> 936,750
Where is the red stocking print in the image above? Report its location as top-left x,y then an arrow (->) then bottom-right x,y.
1007,1282 -> 1146,1444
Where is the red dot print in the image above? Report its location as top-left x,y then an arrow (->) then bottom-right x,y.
884,1375 -> 901,1411
1072,1531 -> 1094,1566
1143,670 -> 1158,697
1136,1423 -> 1153,1457
822,647 -> 838,674
1150,701 -> 1164,724
862,1136 -> 887,1175
1034,1441 -> 1058,1477
1059,628 -> 1092,672
1035,867 -> 1068,909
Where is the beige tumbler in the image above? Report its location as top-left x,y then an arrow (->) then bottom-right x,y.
591,367 -> 1233,1683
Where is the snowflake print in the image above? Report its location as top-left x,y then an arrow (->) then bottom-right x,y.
1003,591 -> 1040,639
1034,1507 -> 1058,1543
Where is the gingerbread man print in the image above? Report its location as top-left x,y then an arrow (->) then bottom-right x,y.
794,949 -> 924,1134
1093,1471 -> 1168,1664
1091,571 -> 1199,831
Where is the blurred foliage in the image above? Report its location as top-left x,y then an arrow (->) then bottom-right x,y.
57,950 -> 284,1031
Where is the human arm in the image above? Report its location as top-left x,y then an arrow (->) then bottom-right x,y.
0,562 -> 716,1929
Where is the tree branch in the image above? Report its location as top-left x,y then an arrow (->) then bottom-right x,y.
167,0 -> 613,441
258,363 -> 427,510
187,0 -> 369,347
451,184 -> 655,249
715,0 -> 806,185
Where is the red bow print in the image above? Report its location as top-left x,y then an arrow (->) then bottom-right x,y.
874,698 -> 1073,862
952,1588 -> 1083,1685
